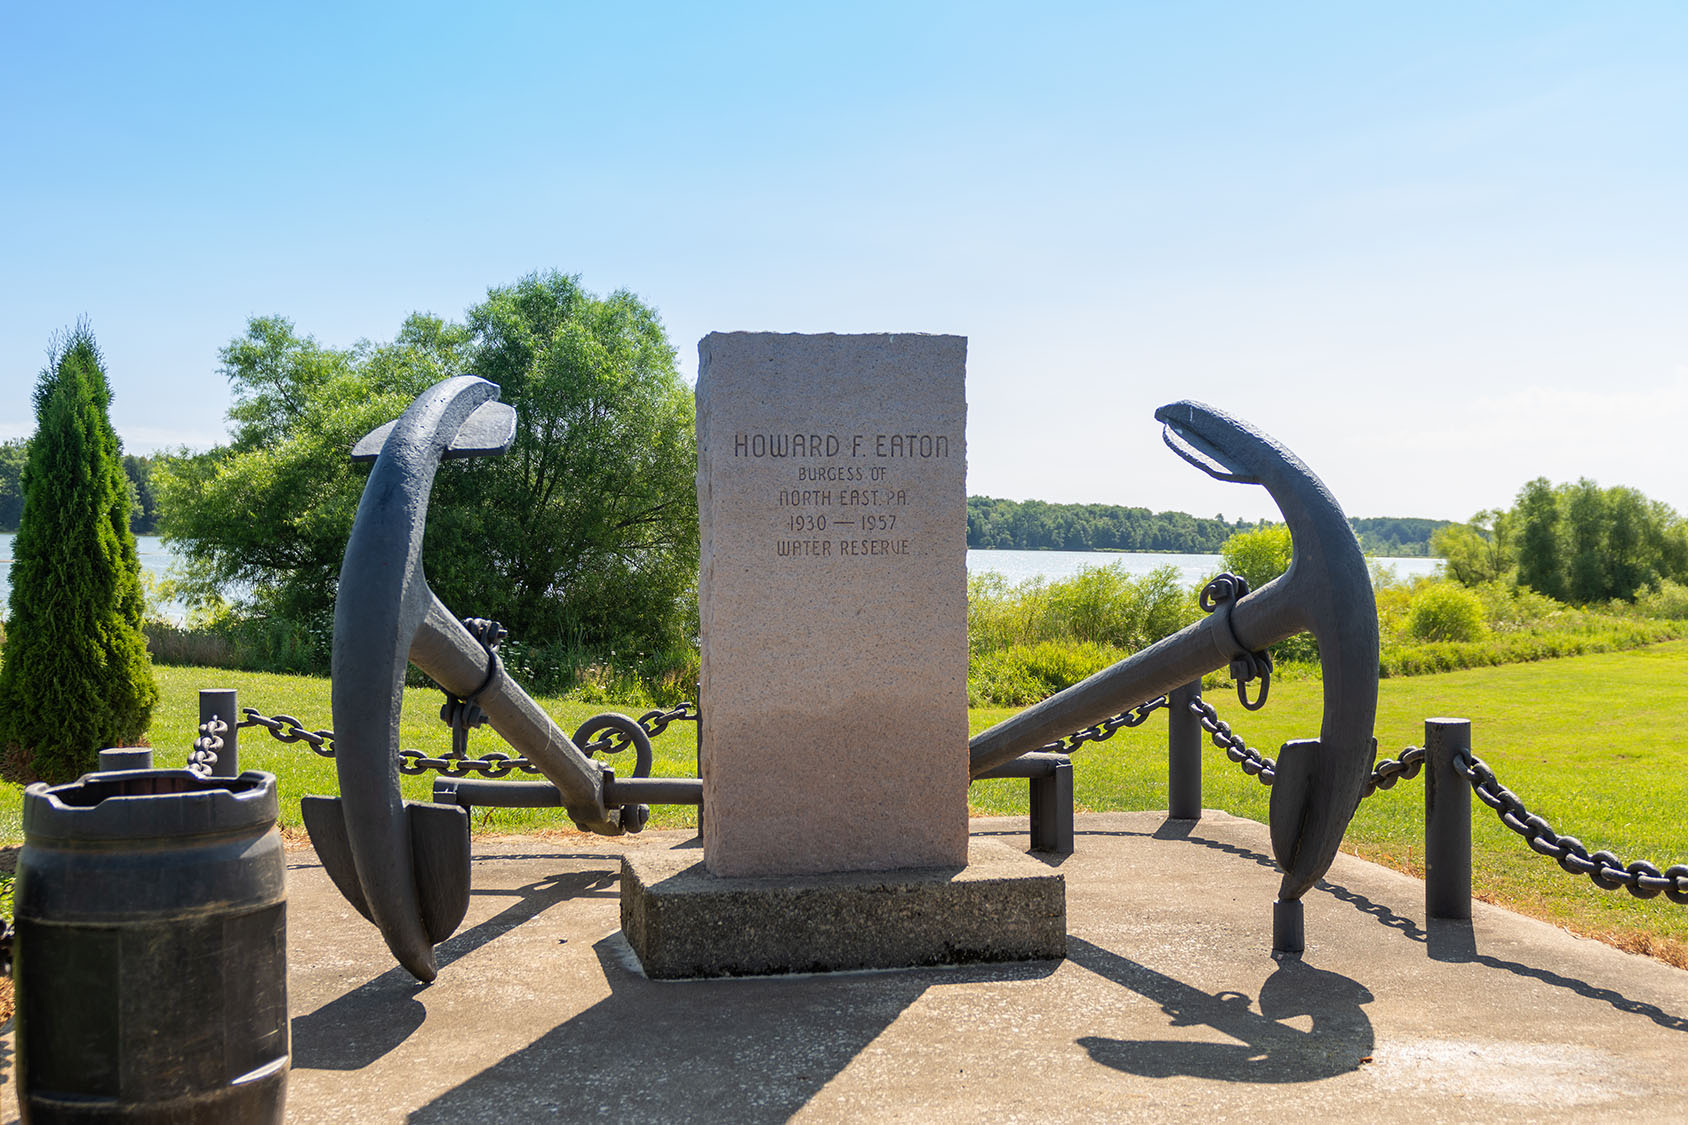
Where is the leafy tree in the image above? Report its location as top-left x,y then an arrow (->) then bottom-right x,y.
1450,477 -> 1688,604
1562,478 -> 1611,604
1220,524 -> 1293,591
1430,509 -> 1511,586
0,438 -> 27,531
121,453 -> 159,533
0,325 -> 157,780
1349,516 -> 1454,557
156,315 -> 454,644
1513,477 -> 1566,600
440,274 -> 697,647
157,272 -> 698,664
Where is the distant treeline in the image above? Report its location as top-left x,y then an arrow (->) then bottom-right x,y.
966,496 -> 1451,557
0,440 -> 1448,559
1349,517 -> 1454,558
0,438 -> 159,535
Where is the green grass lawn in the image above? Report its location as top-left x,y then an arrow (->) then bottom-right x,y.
971,638 -> 1688,956
7,644 -> 1688,959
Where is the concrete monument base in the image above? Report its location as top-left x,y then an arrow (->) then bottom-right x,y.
620,837 -> 1065,980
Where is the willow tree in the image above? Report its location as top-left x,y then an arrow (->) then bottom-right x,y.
0,324 -> 156,780
158,273 -> 699,666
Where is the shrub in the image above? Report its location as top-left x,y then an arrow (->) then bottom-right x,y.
968,563 -> 1200,657
1220,525 -> 1293,591
1631,579 -> 1688,620
0,326 -> 157,780
968,641 -> 1127,707
1405,582 -> 1489,643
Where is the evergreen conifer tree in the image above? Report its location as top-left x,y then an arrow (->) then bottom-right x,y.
0,324 -> 157,780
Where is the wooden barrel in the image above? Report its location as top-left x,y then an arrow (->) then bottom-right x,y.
15,769 -> 287,1124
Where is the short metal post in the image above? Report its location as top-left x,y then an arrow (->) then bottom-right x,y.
1168,680 -> 1202,820
1273,898 -> 1304,955
1029,758 -> 1074,854
98,747 -> 153,771
1425,717 -> 1472,921
199,688 -> 240,777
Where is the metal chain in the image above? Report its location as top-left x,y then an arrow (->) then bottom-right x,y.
1190,698 -> 1427,800
239,710 -> 336,756
1039,696 -> 1170,756
238,701 -> 699,778
1456,751 -> 1688,904
1361,745 -> 1426,800
1187,696 -> 1276,785
188,714 -> 227,776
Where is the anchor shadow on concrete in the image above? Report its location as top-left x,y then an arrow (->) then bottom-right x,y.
1070,937 -> 1376,1083
1127,822 -> 1688,1036
409,936 -> 1060,1124
291,865 -> 618,1071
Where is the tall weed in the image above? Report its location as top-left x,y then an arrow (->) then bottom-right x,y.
969,562 -> 1200,656
968,641 -> 1128,707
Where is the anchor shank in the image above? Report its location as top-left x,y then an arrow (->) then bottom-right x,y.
409,593 -> 617,833
969,587 -> 1305,777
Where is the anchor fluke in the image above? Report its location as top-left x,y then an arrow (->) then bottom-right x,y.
301,795 -> 471,979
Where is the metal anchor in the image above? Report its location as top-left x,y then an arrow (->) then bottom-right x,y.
302,376 -> 634,982
970,400 -> 1379,954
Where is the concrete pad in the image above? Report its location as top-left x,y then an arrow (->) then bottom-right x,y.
621,837 -> 1065,979
5,811 -> 1688,1122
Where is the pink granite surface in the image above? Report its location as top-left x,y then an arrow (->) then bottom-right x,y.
696,332 -> 969,877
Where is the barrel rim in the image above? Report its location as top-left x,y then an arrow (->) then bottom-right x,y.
23,768 -> 279,841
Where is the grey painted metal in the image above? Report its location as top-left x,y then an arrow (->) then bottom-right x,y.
1030,758 -> 1074,854
407,594 -> 613,821
432,775 -> 705,810
604,775 -> 701,806
1273,898 -> 1305,955
96,747 -> 152,771
200,688 -> 240,777
973,752 -> 1066,780
1168,681 -> 1203,820
321,375 -> 622,982
971,753 -> 1074,854
969,401 -> 1379,916
349,398 -> 519,462
15,769 -> 287,1121
1425,717 -> 1474,921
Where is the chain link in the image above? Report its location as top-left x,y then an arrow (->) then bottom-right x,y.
1456,751 -> 1688,904
1187,696 -> 1276,785
238,701 -> 700,778
239,710 -> 336,756
1361,745 -> 1426,799
1039,696 -> 1169,756
1189,698 -> 1427,801
188,714 -> 227,776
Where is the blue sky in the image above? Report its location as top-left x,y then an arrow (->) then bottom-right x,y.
4,2 -> 1685,523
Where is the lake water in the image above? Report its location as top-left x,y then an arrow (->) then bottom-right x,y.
0,535 -> 1442,623
0,534 -> 186,619
967,548 -> 1441,586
